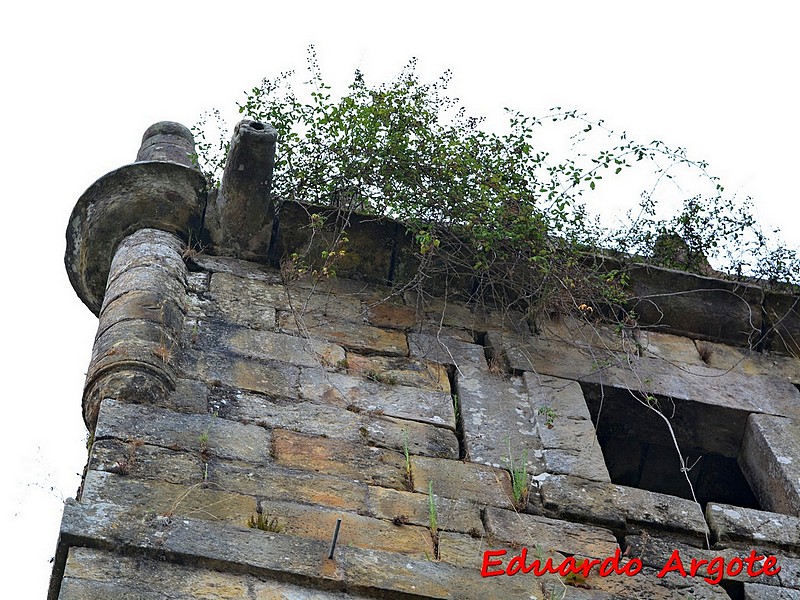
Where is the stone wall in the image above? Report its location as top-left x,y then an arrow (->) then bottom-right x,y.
51,121 -> 800,599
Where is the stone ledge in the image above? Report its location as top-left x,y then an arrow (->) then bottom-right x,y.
538,474 -> 709,544
53,499 -> 553,600
58,546 -> 361,600
626,534 -> 794,589
706,503 -> 800,557
497,333 -> 800,423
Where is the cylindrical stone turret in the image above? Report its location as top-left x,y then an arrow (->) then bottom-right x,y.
65,121 -> 207,315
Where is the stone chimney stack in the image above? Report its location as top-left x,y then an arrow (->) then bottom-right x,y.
204,119 -> 278,261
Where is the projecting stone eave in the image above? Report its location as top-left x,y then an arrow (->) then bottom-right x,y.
65,160 -> 207,316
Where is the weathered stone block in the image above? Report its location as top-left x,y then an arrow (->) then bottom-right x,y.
345,352 -> 451,392
542,447 -> 610,482
209,271 -> 289,316
410,455 -> 515,509
190,253 -> 283,283
535,315 -> 633,353
181,349 -> 299,400
59,546 -> 360,600
456,370 -> 543,473
209,292 -> 277,330
503,334 -> 800,425
626,263 -> 763,346
699,339 -> 800,386
366,301 -> 417,330
202,324 -> 346,369
744,583 -> 800,599
185,271 -> 208,294
103,264 -> 188,316
255,498 -> 435,557
95,399 -> 271,465
740,414 -> 800,515
90,439 -> 204,485
358,414 -> 460,459
764,291 -> 800,356
106,230 -> 187,288
522,372 -> 610,482
523,372 -> 593,420
484,506 -> 619,559
271,429 -> 410,491
365,486 -> 483,536
539,474 -> 709,542
98,291 -> 185,342
637,329 -> 706,365
299,368 -> 455,429
707,503 -> 800,555
89,319 -> 180,383
279,313 -> 408,356
81,470 -> 257,525
408,332 -> 487,374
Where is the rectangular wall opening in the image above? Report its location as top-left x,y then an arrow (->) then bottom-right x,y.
580,383 -> 760,510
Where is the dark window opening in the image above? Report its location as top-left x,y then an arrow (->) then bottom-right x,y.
580,383 -> 760,510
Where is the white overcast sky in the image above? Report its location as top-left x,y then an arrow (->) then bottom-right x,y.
2,1 -> 798,595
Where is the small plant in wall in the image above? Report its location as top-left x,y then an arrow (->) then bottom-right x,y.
198,411 -> 218,456
428,481 -> 440,560
505,439 -> 529,508
537,406 -> 557,429
402,429 -> 414,491
247,512 -> 283,533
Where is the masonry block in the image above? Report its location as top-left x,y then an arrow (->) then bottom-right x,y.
483,506 -> 619,559
522,372 -> 611,482
81,470 -> 257,526
626,263 -> 764,346
410,455 -> 515,509
279,311 -> 408,356
707,503 -> 800,555
408,332 -> 488,374
271,429 -> 411,491
345,352 -> 451,392
699,340 -> 800,386
539,474 -> 710,543
95,399 -> 271,465
182,349 -> 300,400
456,369 -> 543,473
58,546 -> 360,599
198,323 -> 346,369
298,368 -> 455,429
744,583 -> 800,599
637,329 -> 706,365
740,414 -> 800,515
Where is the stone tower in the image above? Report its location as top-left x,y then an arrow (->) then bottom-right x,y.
50,120 -> 800,599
